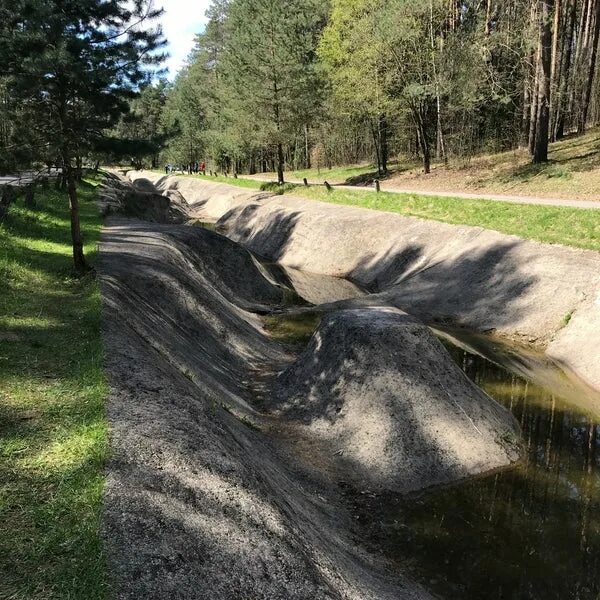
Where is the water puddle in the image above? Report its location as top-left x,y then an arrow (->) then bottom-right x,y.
191,220 -> 218,231
358,330 -> 600,600
194,219 -> 363,307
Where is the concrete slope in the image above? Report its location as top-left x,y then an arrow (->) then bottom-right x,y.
275,308 -> 520,493
99,208 -> 523,597
128,171 -> 600,391
99,218 -> 437,599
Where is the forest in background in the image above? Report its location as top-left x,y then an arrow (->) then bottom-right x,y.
2,0 -> 600,185
111,0 -> 600,181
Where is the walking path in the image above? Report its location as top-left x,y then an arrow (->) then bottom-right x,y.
0,169 -> 61,187
249,175 -> 600,210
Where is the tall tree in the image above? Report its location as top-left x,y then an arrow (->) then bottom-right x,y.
0,0 -> 165,271
319,0 -> 392,175
223,0 -> 325,184
533,0 -> 555,162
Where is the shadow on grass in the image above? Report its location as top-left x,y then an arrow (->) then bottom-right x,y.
0,182 -> 107,599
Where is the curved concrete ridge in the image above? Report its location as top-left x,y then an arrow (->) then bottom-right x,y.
128,170 -> 600,392
98,210 -> 524,597
99,218 -> 430,599
275,308 -> 520,493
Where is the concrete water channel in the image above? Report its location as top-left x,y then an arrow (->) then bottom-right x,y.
208,222 -> 600,600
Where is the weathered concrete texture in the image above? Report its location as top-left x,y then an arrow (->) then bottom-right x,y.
260,263 -> 365,306
275,308 -> 520,493
128,171 -> 600,391
99,218 -> 437,599
100,171 -> 187,223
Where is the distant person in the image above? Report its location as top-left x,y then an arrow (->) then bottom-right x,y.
200,161 -> 206,175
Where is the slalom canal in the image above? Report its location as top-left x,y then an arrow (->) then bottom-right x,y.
203,222 -> 600,599
356,328 -> 600,600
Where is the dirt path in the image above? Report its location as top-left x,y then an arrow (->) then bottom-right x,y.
248,174 -> 600,209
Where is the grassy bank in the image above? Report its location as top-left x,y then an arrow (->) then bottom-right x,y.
248,129 -> 600,200
289,186 -> 600,252
165,170 -> 599,252
0,180 -> 107,598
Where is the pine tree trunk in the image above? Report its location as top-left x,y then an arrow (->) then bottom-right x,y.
554,0 -> 577,138
529,57 -> 540,154
578,0 -> 600,132
379,114 -> 389,174
64,160 -> 87,273
534,0 -> 554,163
549,0 -> 562,138
521,60 -> 533,147
304,124 -> 311,169
276,142 -> 285,185
372,122 -> 382,174
414,108 -> 431,174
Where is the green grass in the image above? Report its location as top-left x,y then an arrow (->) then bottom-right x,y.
288,186 -> 600,251
0,180 -> 108,599
259,181 -> 297,195
182,171 -> 599,252
277,163 -> 381,184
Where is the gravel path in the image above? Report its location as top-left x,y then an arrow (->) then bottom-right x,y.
248,174 -> 600,209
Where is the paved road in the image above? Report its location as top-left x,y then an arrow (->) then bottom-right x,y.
0,169 -> 61,187
248,175 -> 600,210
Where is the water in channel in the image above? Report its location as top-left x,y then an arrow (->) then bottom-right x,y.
364,330 -> 600,600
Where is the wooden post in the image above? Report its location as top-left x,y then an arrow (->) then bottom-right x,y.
375,179 -> 381,193
303,177 -> 308,187
25,183 -> 36,208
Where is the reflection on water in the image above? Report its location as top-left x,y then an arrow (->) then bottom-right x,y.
371,338 -> 600,600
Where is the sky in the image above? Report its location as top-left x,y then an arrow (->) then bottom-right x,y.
160,0 -> 212,79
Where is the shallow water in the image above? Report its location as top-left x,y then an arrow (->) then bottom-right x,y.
366,331 -> 600,600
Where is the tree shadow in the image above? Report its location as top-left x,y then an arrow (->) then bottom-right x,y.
218,204 -> 302,263
99,233 -> 423,597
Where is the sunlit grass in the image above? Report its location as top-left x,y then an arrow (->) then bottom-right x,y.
0,179 -> 108,599
275,162 -> 380,184
191,170 -> 599,252
289,186 -> 600,251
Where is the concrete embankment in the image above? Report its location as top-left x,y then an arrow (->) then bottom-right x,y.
128,171 -> 600,391
98,175 -> 521,598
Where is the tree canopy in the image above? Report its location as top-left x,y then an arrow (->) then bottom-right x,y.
150,0 -> 600,177
0,0 -> 165,270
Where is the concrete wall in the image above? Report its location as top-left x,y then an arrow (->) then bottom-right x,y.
129,171 -> 600,391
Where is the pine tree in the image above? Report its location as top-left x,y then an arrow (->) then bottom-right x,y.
223,0 -> 325,184
0,0 -> 165,271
